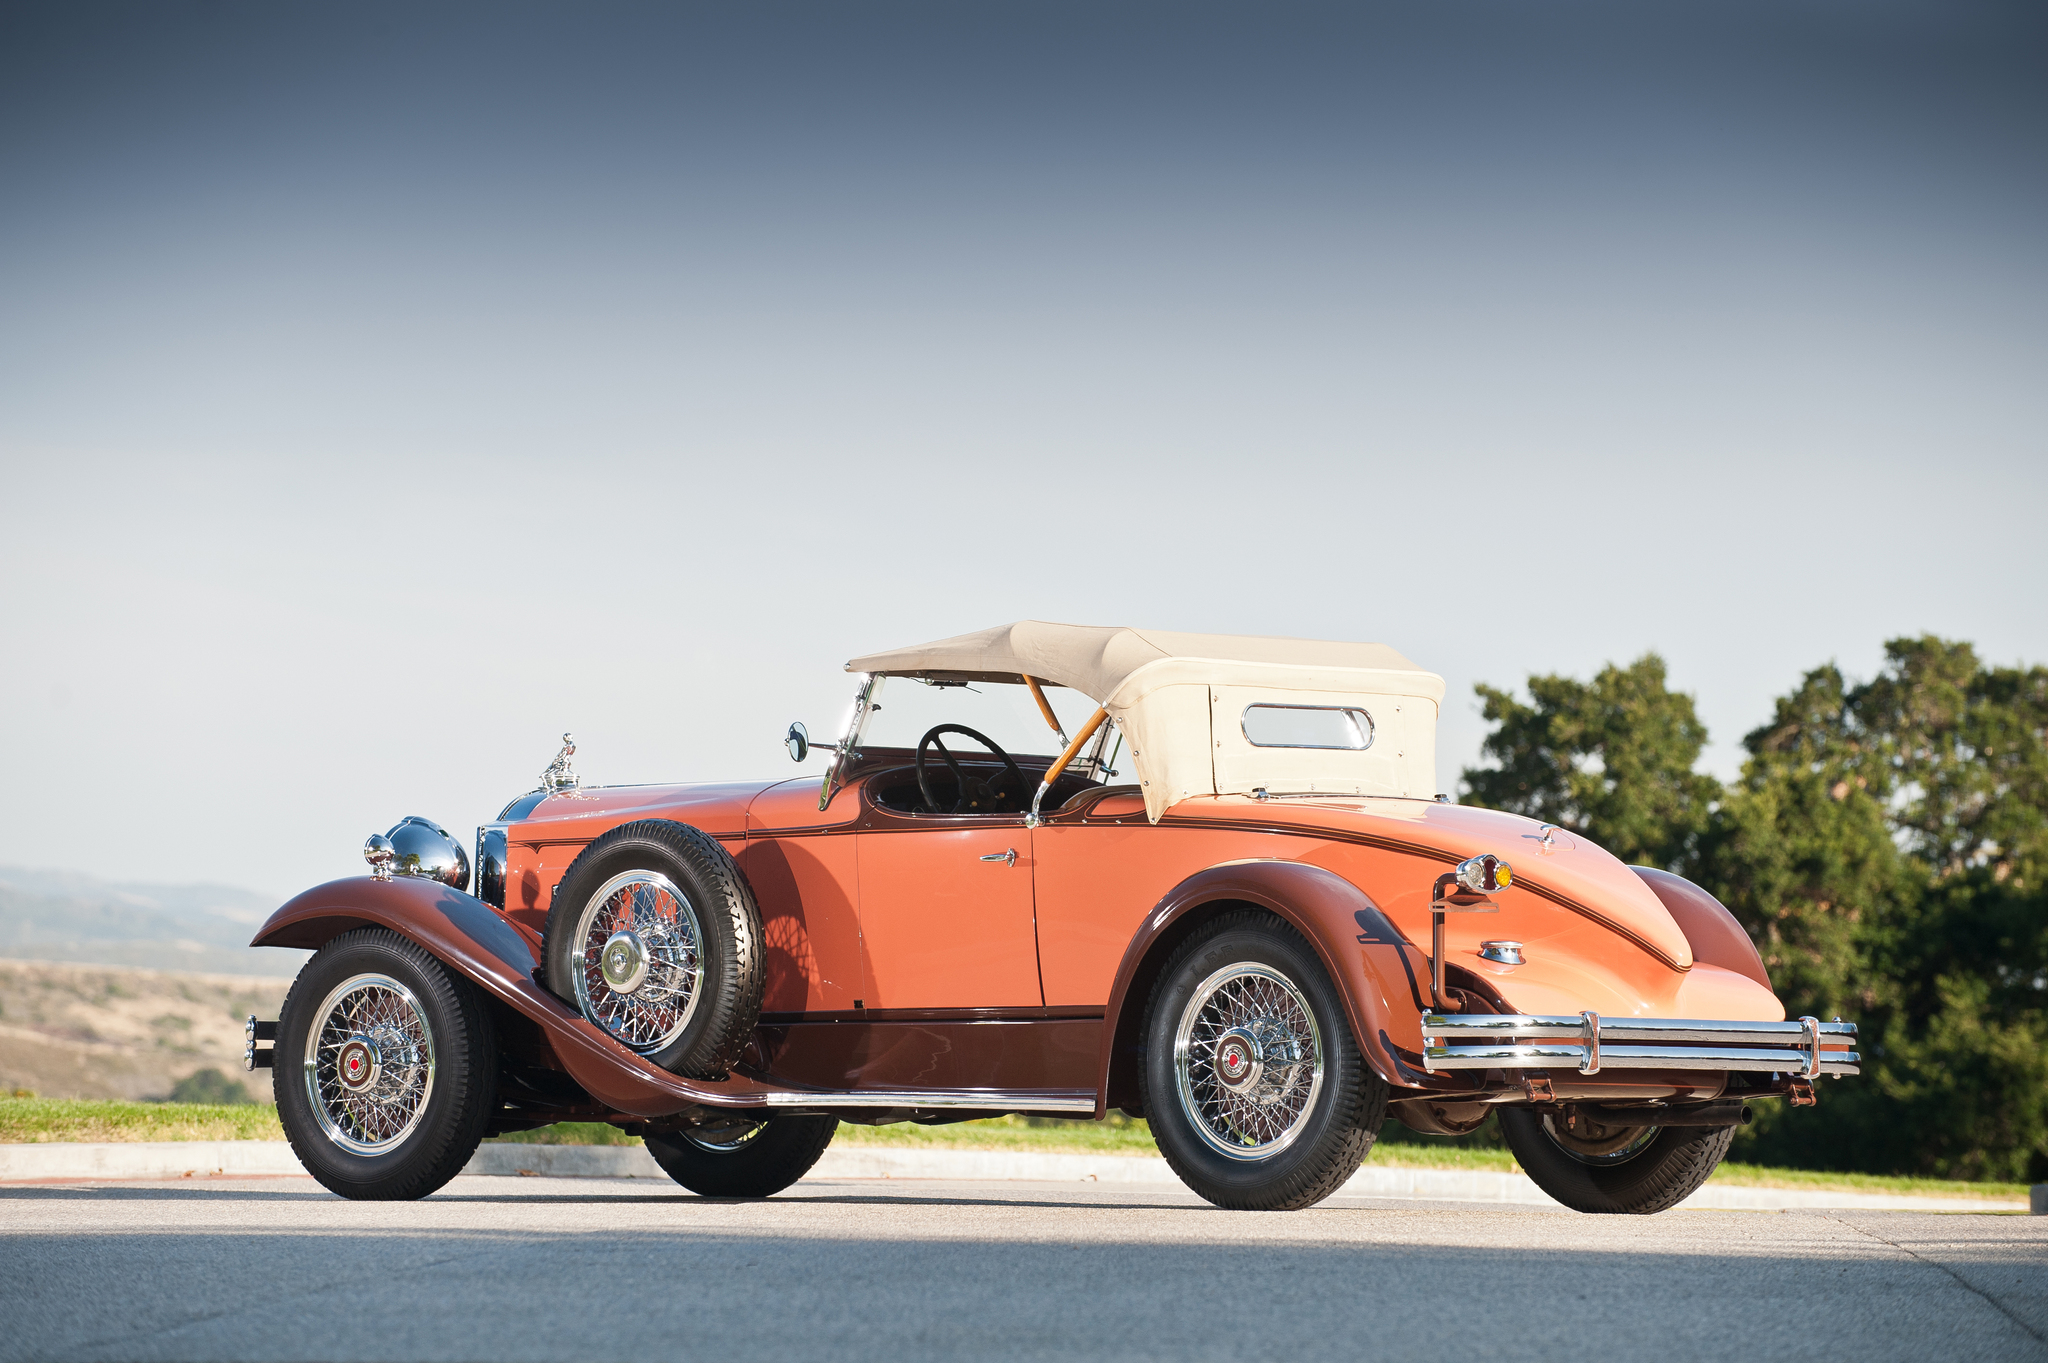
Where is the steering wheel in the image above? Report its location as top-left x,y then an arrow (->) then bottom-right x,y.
915,725 -> 1030,815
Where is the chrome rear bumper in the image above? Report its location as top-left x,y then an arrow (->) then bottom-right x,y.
1421,1013 -> 1858,1077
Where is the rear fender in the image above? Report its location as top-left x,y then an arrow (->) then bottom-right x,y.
1096,860 -> 1431,1117
252,876 -> 773,1118
1632,867 -> 1773,991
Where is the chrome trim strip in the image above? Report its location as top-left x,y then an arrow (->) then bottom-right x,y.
1420,1042 -> 1860,1076
753,1088 -> 1096,1113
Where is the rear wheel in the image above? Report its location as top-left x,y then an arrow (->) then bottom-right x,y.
643,1113 -> 838,1197
1498,1105 -> 1734,1213
275,928 -> 496,1201
1142,911 -> 1386,1210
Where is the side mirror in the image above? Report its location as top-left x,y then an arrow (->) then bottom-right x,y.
786,722 -> 810,762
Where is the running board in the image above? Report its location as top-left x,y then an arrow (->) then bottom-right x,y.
754,1088 -> 1096,1114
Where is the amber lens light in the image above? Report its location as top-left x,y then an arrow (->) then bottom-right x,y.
1454,853 -> 1513,894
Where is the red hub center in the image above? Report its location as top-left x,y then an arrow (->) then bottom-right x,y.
336,1038 -> 379,1092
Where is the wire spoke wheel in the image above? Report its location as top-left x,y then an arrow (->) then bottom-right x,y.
304,972 -> 437,1156
681,1116 -> 767,1153
1541,1114 -> 1661,1166
1173,963 -> 1324,1161
572,869 -> 704,1052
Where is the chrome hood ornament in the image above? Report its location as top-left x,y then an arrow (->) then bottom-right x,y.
541,733 -> 580,792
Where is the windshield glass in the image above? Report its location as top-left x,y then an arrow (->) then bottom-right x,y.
860,678 -> 1102,761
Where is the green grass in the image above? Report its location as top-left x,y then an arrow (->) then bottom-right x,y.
0,1096 -> 283,1143
1709,1161 -> 2031,1201
4,1097 -> 2032,1201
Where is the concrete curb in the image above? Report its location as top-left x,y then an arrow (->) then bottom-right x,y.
4,1140 -> 2031,1211
0,1141 -> 309,1181
468,1144 -> 664,1179
812,1149 -> 2032,1211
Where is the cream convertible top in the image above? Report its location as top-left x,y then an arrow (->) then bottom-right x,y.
847,622 -> 1448,822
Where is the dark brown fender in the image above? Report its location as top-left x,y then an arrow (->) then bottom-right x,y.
1631,867 -> 1772,991
251,876 -> 784,1118
1095,859 -> 1433,1117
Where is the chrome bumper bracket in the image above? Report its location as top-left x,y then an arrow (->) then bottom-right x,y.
244,1015 -> 276,1073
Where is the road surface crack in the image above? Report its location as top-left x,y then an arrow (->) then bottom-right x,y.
1823,1214 -> 2044,1349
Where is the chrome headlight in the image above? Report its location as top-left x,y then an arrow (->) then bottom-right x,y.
474,825 -> 508,907
380,816 -> 471,890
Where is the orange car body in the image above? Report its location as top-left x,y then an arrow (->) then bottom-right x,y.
256,758 -> 1831,1127
254,623 -> 1854,1138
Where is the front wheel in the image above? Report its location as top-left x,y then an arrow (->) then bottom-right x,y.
1498,1105 -> 1734,1213
643,1113 -> 837,1197
275,928 -> 497,1201
1142,911 -> 1386,1210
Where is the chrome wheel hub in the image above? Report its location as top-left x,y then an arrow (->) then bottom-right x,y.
304,973 -> 435,1155
573,871 -> 703,1053
1174,963 -> 1323,1161
600,930 -> 650,995
1214,1027 -> 1263,1092
336,1036 -> 381,1093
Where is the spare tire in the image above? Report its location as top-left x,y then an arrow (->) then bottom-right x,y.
542,820 -> 763,1078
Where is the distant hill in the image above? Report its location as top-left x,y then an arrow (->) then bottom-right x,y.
0,958 -> 294,1100
0,866 -> 310,978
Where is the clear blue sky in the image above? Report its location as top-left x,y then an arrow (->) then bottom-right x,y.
3,2 -> 2043,897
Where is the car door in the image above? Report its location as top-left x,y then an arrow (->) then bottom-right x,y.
1031,788 -> 1278,1007
854,793 -> 1042,1009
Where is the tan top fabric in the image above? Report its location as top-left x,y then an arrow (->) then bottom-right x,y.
847,622 -> 1447,822
845,621 -> 1441,705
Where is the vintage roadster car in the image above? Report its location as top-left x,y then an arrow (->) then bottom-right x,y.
248,621 -> 1855,1212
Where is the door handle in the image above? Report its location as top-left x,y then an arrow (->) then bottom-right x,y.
978,848 -> 1017,868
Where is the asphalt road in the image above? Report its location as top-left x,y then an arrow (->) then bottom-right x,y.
3,1175 -> 2044,1362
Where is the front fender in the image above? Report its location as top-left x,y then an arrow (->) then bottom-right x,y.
252,876 -> 778,1118
1096,860 -> 1435,1116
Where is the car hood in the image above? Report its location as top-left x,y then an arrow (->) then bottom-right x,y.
509,779 -> 789,840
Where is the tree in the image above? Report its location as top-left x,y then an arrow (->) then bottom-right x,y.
167,1068 -> 252,1106
1689,663 -> 1901,1025
1461,654 -> 1719,869
1466,638 -> 2048,1182
1702,638 -> 2048,1181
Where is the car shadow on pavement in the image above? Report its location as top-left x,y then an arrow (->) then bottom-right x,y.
0,1184 -> 324,1202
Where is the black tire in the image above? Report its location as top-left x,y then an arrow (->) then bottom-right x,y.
1141,910 -> 1386,1210
275,928 -> 497,1201
643,1114 -> 838,1197
1498,1105 -> 1735,1213
542,820 -> 764,1079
